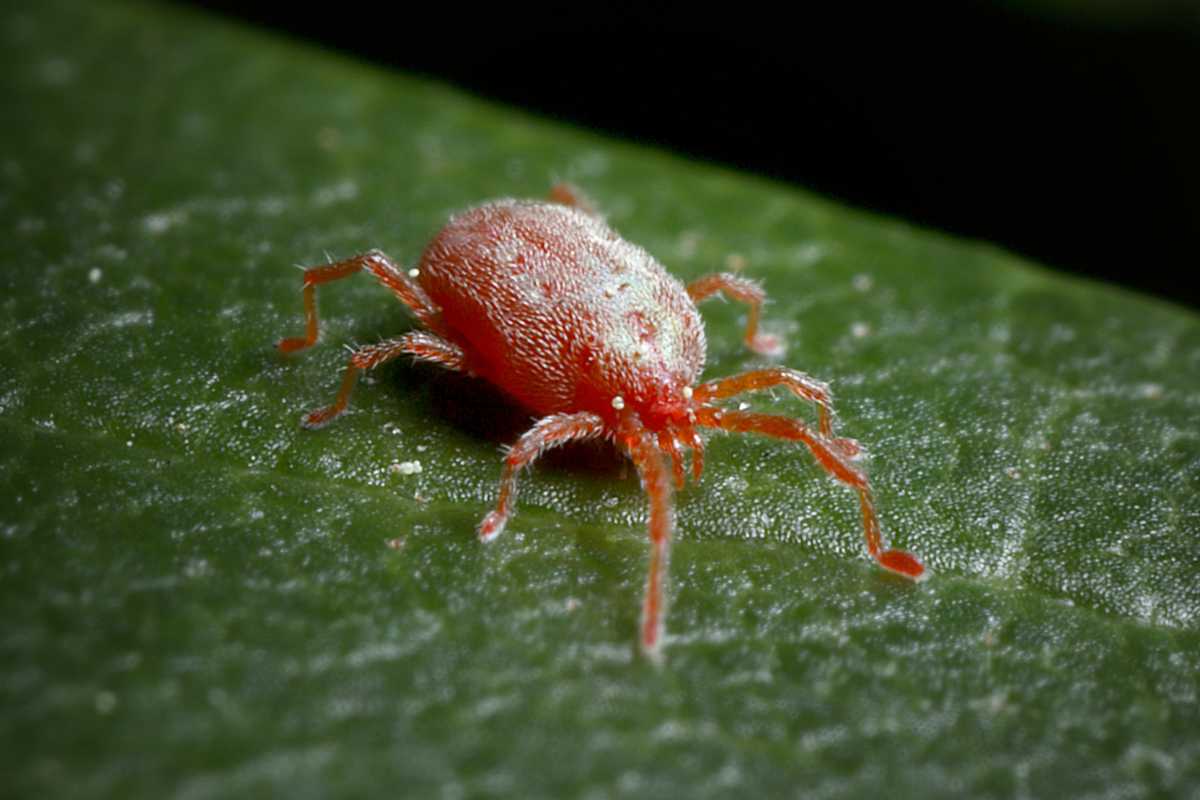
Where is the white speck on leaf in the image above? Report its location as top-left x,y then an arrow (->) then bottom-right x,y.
94,691 -> 117,714
109,310 -> 153,328
37,56 -> 75,86
793,242 -> 827,266
311,179 -> 358,208
143,209 -> 186,234
16,217 -> 45,234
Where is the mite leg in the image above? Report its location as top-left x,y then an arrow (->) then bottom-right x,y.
360,250 -> 447,336
477,412 -> 607,542
548,182 -> 601,218
301,331 -> 465,429
694,366 -> 851,447
686,272 -> 784,357
399,330 -> 469,373
277,257 -> 362,353
277,250 -> 444,353
658,430 -> 686,490
626,431 -> 675,663
689,432 -> 705,482
695,407 -> 926,580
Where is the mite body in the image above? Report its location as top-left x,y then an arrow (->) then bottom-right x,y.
278,187 -> 926,661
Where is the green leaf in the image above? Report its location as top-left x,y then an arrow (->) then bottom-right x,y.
2,2 -> 1198,797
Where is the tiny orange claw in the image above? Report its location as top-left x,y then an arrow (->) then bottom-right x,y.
878,549 -> 928,581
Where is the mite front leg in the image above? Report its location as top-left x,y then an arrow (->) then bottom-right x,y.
694,366 -> 852,447
695,407 -> 925,580
478,412 -> 607,542
686,272 -> 784,357
625,431 -> 675,663
657,430 -> 686,490
301,332 -> 465,429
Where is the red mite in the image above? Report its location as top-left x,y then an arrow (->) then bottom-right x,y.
278,185 -> 926,661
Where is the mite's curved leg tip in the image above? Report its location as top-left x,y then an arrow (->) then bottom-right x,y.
276,337 -> 308,354
478,511 -> 507,543
878,549 -> 930,582
832,437 -> 862,460
640,623 -> 665,667
300,409 -> 336,430
748,333 -> 786,359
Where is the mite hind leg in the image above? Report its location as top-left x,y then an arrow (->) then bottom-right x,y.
300,331 -> 466,429
477,412 -> 607,541
277,250 -> 444,354
695,407 -> 926,580
686,272 -> 784,357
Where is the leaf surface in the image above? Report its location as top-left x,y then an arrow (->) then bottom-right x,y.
1,2 -> 1198,797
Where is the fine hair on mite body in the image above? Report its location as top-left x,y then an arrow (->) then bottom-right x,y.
277,183 -> 927,662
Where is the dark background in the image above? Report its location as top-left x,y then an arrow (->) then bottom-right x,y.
184,1 -> 1200,309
